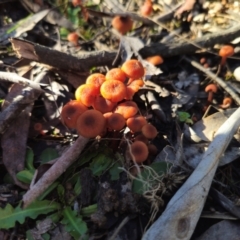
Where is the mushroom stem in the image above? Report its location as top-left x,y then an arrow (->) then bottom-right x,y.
220,56 -> 227,66
207,91 -> 214,103
205,84 -> 218,104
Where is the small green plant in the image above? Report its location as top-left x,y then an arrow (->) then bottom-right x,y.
0,200 -> 60,229
12,144 -> 123,239
177,111 -> 193,124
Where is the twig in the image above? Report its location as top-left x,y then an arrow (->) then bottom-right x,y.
183,56 -> 240,105
0,71 -> 47,134
22,136 -> 89,208
108,216 -> 130,240
0,71 -> 47,93
10,38 -> 117,72
139,24 -> 240,58
143,107 -> 240,240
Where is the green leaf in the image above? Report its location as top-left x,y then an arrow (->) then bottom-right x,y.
67,6 -> 80,26
0,200 -> 60,229
61,207 -> 87,239
89,153 -> 112,176
74,177 -> 81,196
41,233 -> 50,240
78,151 -> 98,167
81,204 -> 97,217
25,148 -> 35,171
38,182 -> 59,201
40,148 -> 59,164
132,162 -> 170,194
60,27 -> 70,38
49,211 -> 61,223
26,230 -> 34,240
16,169 -> 34,184
177,111 -> 193,124
57,184 -> 65,204
109,162 -> 122,180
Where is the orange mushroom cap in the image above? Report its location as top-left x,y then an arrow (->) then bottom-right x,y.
205,84 -> 218,103
114,101 -> 139,119
127,78 -> 144,86
61,100 -> 88,129
86,73 -> 106,92
76,109 -> 106,138
125,86 -> 137,100
125,79 -> 144,100
145,55 -> 164,65
67,32 -> 79,46
112,16 -> 133,35
141,124 -> 158,139
219,97 -> 232,109
104,112 -> 126,131
140,0 -> 153,17
121,59 -> 145,79
148,144 -> 158,155
134,133 -> 149,145
75,84 -> 99,107
106,68 -> 127,82
130,141 -> 149,163
219,45 -> 234,66
205,84 -> 218,93
126,115 -> 147,133
219,45 -> 234,58
92,95 -> 116,113
72,0 -> 82,7
100,79 -> 126,102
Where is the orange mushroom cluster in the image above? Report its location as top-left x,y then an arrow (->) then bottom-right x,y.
61,59 -> 158,164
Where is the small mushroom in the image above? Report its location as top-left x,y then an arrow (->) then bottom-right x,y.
219,45 -> 234,66
114,101 -> 139,119
145,55 -> 164,65
86,73 -> 106,92
104,112 -> 126,131
75,84 -> 99,107
76,109 -> 106,138
106,68 -> 127,82
92,95 -> 116,113
126,115 -> 148,133
112,16 -> 133,35
219,97 -> 232,109
67,32 -> 79,46
61,100 -> 88,129
125,79 -> 144,100
148,144 -> 158,156
140,0 -> 153,17
205,84 -> 218,103
100,79 -> 126,103
141,124 -> 158,139
134,133 -> 149,145
121,59 -> 145,80
130,141 -> 149,163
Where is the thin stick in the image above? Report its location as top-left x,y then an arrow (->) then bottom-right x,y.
108,216 -> 130,240
143,107 -> 240,240
183,56 -> 240,105
0,71 -> 46,93
139,24 -> 240,58
22,136 -> 89,208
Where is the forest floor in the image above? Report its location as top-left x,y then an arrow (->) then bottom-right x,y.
1,0 -> 240,239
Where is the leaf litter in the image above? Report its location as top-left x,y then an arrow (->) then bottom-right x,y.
1,0 -> 240,239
